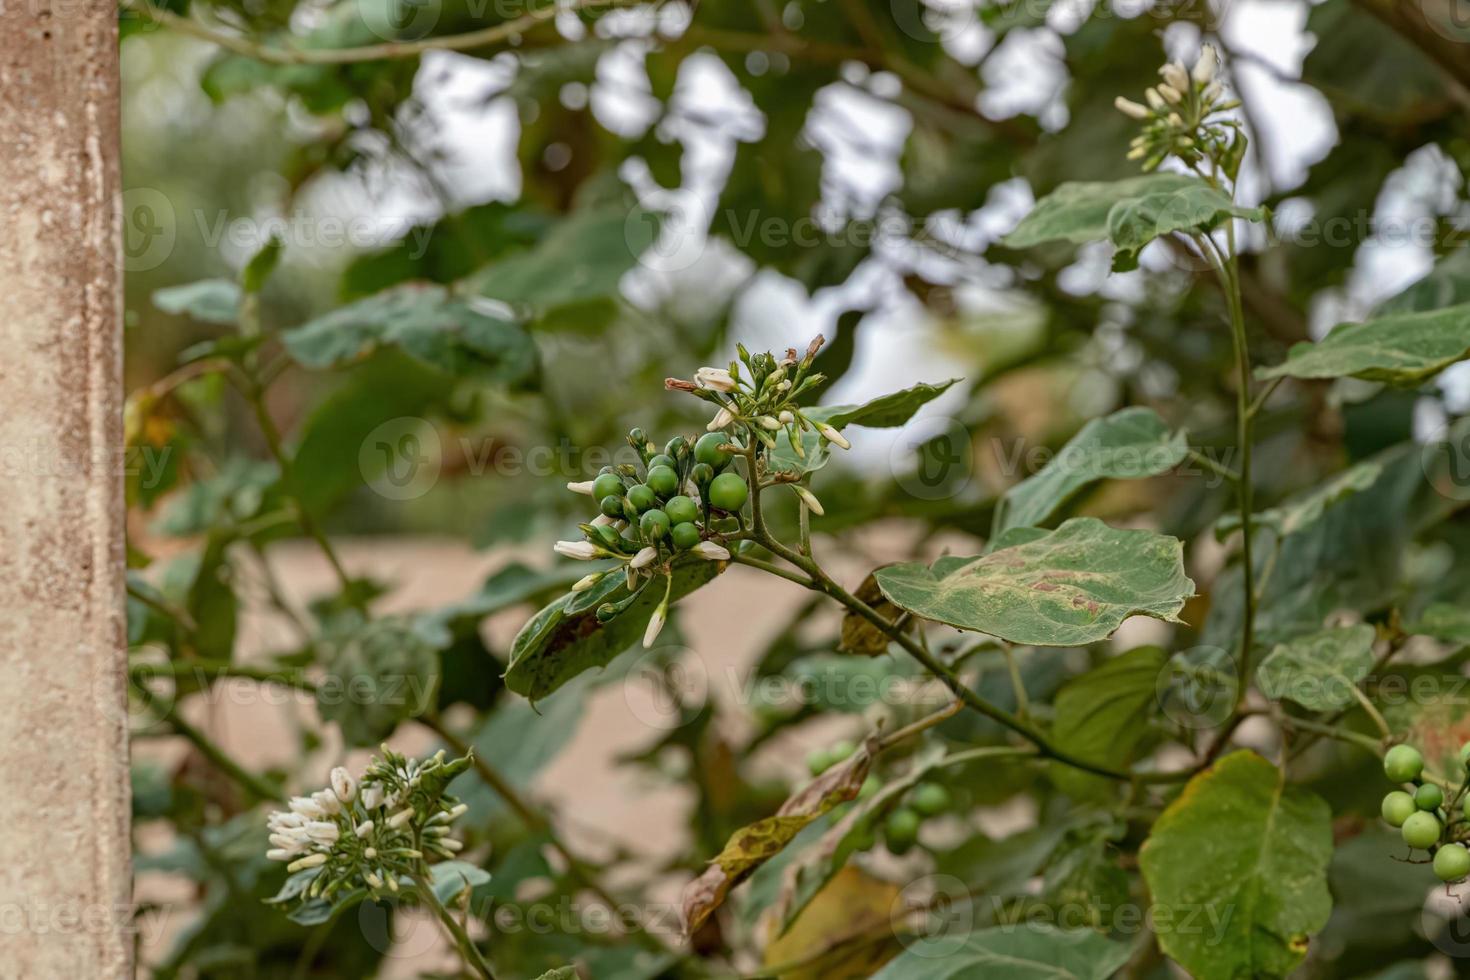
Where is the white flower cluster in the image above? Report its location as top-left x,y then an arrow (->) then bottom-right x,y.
1113,45 -> 1244,175
265,749 -> 472,906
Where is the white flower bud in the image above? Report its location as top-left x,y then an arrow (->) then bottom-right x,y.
365,872 -> 383,889
360,785 -> 384,810
388,808 -> 415,830
364,847 -> 378,859
1145,87 -> 1167,110
440,838 -> 464,853
759,416 -> 782,430
1202,80 -> 1223,104
288,796 -> 327,820
355,820 -> 375,838
1192,44 -> 1218,84
793,485 -> 825,516
707,406 -> 735,431
1158,84 -> 1183,105
287,853 -> 328,872
266,849 -> 295,862
304,821 -> 340,845
690,541 -> 730,561
814,422 -> 850,450
695,367 -> 737,392
1160,61 -> 1189,92
778,411 -> 795,424
330,767 -> 357,804
447,803 -> 468,820
566,479 -> 596,496
554,540 -> 600,560
571,571 -> 604,592
311,789 -> 341,816
630,547 -> 658,569
1114,96 -> 1150,119
643,603 -> 667,649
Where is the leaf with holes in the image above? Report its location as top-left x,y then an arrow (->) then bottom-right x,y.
874,518 -> 1193,646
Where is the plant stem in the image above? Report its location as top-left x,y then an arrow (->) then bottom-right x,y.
1280,715 -> 1383,754
999,642 -> 1030,722
411,874 -> 496,980
130,660 -> 316,691
130,680 -> 286,801
729,551 -> 813,586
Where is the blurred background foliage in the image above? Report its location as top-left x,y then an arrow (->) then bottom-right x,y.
119,0 -> 1470,975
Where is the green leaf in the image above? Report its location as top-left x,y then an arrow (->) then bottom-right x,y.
1139,751 -> 1333,979
1105,181 -> 1266,272
1256,624 -> 1376,711
1256,304 -> 1470,386
504,556 -> 726,702
1409,602 -> 1470,644
532,969 -> 579,980
874,518 -> 1194,646
872,925 -> 1131,980
1004,173 -> 1201,249
1215,460 -> 1383,539
427,861 -> 491,904
283,284 -> 538,386
152,279 -> 242,325
318,617 -> 442,746
242,236 -> 283,294
768,379 -> 959,476
997,407 -> 1188,533
1050,646 -> 1168,797
1375,248 -> 1470,316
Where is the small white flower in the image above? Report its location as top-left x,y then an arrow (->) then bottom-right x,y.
268,811 -> 306,830
388,808 -> 415,830
695,367 -> 736,392
1158,84 -> 1183,105
365,872 -> 383,889
288,796 -> 327,820
630,547 -> 658,569
707,406 -> 735,431
643,603 -> 667,648
288,853 -> 329,872
793,485 -> 825,516
304,821 -> 340,845
1159,61 -> 1189,92
566,479 -> 596,496
1192,44 -> 1218,84
691,541 -> 730,561
1114,96 -> 1150,119
554,540 -> 600,560
270,832 -> 306,851
355,820 -> 375,838
572,571 -> 604,592
330,767 -> 357,804
814,422 -> 850,450
311,789 -> 341,816
360,784 -> 384,810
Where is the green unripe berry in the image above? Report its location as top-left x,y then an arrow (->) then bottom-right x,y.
670,522 -> 701,550
884,807 -> 922,854
592,473 -> 624,501
627,484 -> 658,513
599,495 -> 625,519
1417,784 -> 1445,811
694,432 -> 733,469
665,437 -> 689,458
689,462 -> 715,487
850,826 -> 876,852
1436,843 -> 1470,882
1402,810 -> 1442,849
648,453 -> 677,473
646,465 -> 680,498
830,739 -> 856,762
1462,795 -> 1470,821
1384,744 -> 1425,784
640,509 -> 671,540
664,495 -> 699,526
1381,791 -> 1417,827
911,783 -> 952,817
858,776 -> 880,800
708,472 -> 749,511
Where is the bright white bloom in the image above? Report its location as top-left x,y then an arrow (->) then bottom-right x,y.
288,796 -> 327,820
1192,45 -> 1218,84
707,406 -> 735,431
643,603 -> 667,648
566,479 -> 596,496
695,367 -> 736,392
793,485 -> 825,516
331,767 -> 357,804
691,541 -> 730,561
630,547 -> 658,569
304,821 -> 340,845
814,422 -> 850,450
1159,61 -> 1189,92
311,789 -> 341,816
1115,96 -> 1149,119
554,540 -> 600,560
572,571 -> 604,592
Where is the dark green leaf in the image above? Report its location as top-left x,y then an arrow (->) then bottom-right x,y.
1050,646 -> 1168,797
1257,304 -> 1470,386
872,925 -> 1131,980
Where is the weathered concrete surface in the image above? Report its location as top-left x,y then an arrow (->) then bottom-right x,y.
0,3 -> 131,976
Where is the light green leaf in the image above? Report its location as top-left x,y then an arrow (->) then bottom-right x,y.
152,279 -> 242,325
1003,173 -> 1201,249
1256,304 -> 1470,386
1410,603 -> 1470,644
532,970 -> 578,980
427,861 -> 491,904
1051,646 -> 1168,797
874,518 -> 1194,646
872,925 -> 1131,980
1105,181 -> 1266,271
1256,624 -> 1376,711
769,379 -> 959,475
1375,248 -> 1470,316
1139,751 -> 1333,979
283,284 -> 538,386
997,407 -> 1187,533
1216,460 -> 1383,539
504,556 -> 726,701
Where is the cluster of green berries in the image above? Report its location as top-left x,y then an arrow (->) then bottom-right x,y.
1113,46 -> 1245,177
1380,742 -> 1470,882
805,740 -> 951,857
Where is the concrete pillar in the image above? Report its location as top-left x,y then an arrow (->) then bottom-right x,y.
0,3 -> 132,976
